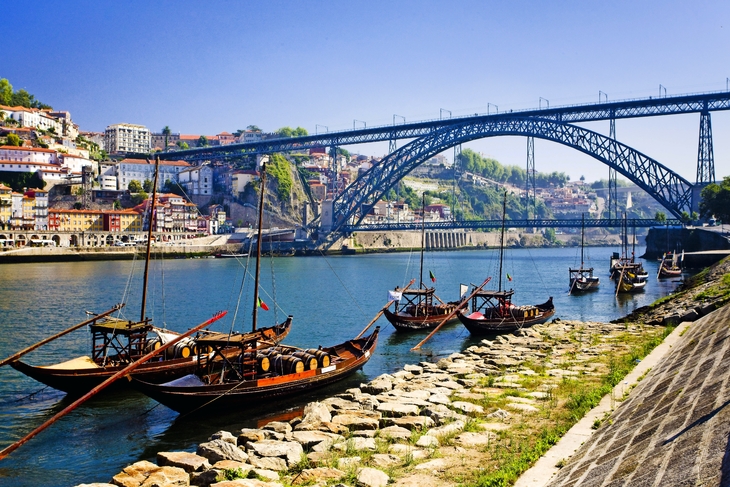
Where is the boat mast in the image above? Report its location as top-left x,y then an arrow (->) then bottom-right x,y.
252,163 -> 267,332
580,213 -> 585,268
419,193 -> 426,289
498,191 -> 506,293
140,156 -> 161,322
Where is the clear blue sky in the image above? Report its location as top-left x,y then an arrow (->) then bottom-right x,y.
3,0 -> 729,183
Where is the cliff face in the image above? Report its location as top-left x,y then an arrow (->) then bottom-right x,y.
644,226 -> 730,258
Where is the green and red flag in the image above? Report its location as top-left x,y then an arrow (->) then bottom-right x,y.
257,297 -> 269,311
507,273 -> 513,282
429,270 -> 436,283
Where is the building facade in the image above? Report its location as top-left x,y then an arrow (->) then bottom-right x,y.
178,165 -> 213,196
104,123 -> 151,154
117,158 -> 190,190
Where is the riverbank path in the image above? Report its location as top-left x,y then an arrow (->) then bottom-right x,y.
526,303 -> 730,486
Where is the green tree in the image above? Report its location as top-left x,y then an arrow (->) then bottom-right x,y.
6,133 -> 21,146
700,177 -> 730,223
177,141 -> 189,150
198,135 -> 209,147
162,126 -> 171,148
128,180 -> 143,193
0,79 -> 12,106
143,179 -> 153,192
246,125 -> 261,132
655,211 -> 667,223
276,127 -> 294,137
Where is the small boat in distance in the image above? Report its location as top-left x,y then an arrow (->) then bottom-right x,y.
569,214 -> 600,294
658,250 -> 683,278
614,214 -> 647,294
384,194 -> 461,331
457,192 -> 555,334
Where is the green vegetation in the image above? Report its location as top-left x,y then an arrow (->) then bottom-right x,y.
0,171 -> 46,191
458,149 -> 569,188
0,78 -> 52,109
266,153 -> 294,200
198,135 -> 209,147
275,126 -> 308,137
700,176 -> 730,223
127,180 -> 143,193
5,133 -> 21,146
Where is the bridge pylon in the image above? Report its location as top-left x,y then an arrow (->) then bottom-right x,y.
525,136 -> 536,220
693,110 -> 715,212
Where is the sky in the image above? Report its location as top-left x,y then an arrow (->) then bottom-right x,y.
3,0 -> 730,183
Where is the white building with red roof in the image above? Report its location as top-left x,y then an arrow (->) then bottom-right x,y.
117,158 -> 190,191
0,145 -> 59,164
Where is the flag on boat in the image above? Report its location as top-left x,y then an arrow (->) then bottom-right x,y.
388,290 -> 402,302
257,297 -> 269,311
429,270 -> 436,282
507,273 -> 513,281
460,284 -> 469,298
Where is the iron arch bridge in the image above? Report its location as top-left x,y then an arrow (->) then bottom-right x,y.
326,118 -> 693,236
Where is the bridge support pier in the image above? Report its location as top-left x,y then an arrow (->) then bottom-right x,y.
525,137 -> 536,219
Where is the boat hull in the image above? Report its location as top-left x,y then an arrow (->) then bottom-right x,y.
133,329 -> 379,414
570,277 -> 600,293
383,306 -> 460,331
457,301 -> 555,335
10,319 -> 292,396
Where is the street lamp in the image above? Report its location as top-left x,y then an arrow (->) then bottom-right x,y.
599,91 -> 608,102
315,124 -> 328,134
659,84 -> 667,97
393,115 -> 405,125
539,97 -> 549,109
487,103 -> 498,115
353,120 -> 366,129
439,108 -> 452,120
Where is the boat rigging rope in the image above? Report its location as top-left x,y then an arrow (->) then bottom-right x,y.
317,249 -> 368,319
525,247 -> 548,292
117,251 -> 139,320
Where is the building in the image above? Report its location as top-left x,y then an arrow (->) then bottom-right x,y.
117,158 -> 190,191
0,105 -> 63,134
231,169 -> 259,197
104,123 -> 151,154
0,145 -> 59,164
25,189 -> 48,230
150,131 -> 181,151
0,184 -> 11,230
178,165 -> 213,196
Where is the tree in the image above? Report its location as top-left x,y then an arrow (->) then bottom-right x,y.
128,180 -> 143,193
143,179 -> 153,193
177,141 -> 189,150
655,211 -> 667,223
0,78 -> 11,106
276,126 -> 308,137
131,191 -> 148,205
198,135 -> 209,147
700,177 -> 730,223
246,125 -> 261,132
162,126 -> 171,148
6,133 -> 21,146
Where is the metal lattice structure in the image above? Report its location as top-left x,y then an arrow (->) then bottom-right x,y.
327,118 -> 693,235
696,110 -> 715,185
343,218 -> 681,232
525,136 -> 536,220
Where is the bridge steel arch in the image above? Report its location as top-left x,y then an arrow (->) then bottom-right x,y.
329,118 -> 693,235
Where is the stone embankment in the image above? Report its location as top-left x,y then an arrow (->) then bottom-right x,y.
74,318 -> 669,487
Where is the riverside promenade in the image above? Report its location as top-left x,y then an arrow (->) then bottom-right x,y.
531,303 -> 730,486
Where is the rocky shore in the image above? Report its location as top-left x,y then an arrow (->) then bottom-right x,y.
73,259 -> 730,487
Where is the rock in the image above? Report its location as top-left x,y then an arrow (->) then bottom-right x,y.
378,425 -> 411,440
426,420 -> 465,438
331,413 -> 380,430
486,409 -> 510,420
248,453 -> 288,471
111,460 -> 189,487
388,444 -> 429,459
414,458 -> 450,472
322,397 -> 362,411
317,421 -> 351,435
212,460 -> 251,471
361,374 -> 394,394
306,451 -> 332,465
75,484 -> 117,487
404,364 -> 423,374
251,469 -> 279,481
157,451 -> 211,472
352,429 -> 377,438
454,432 -> 495,447
190,469 -> 224,487
238,429 -> 266,444
370,453 -> 401,468
356,467 -> 389,487
377,402 -> 419,417
211,479 -> 283,486
292,467 -> 344,485
338,456 -> 362,469
245,439 -> 304,466
390,473 -> 455,487
436,380 -> 463,390
198,440 -> 249,464
415,435 -> 439,448
210,431 -> 238,445
680,309 -> 699,322
421,404 -> 467,425
262,430 -> 286,441
381,415 -> 435,431
291,430 -> 343,449
506,403 -> 539,413
451,401 -> 484,415
427,393 -> 451,405
263,421 -> 292,436
332,436 -> 377,452
301,401 -> 332,424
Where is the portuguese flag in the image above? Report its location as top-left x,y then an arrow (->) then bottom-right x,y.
257,297 -> 269,311
429,270 -> 436,283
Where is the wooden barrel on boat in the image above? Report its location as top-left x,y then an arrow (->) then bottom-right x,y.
305,348 -> 330,368
256,352 -> 271,373
171,339 -> 193,359
279,354 -> 304,374
144,337 -> 162,353
290,351 -> 318,371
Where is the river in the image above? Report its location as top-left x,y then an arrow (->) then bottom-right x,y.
0,246 -> 683,487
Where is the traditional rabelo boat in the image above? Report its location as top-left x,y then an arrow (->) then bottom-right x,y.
457,193 -> 555,334
383,195 -> 461,331
613,214 -> 647,294
8,159 -> 290,396
658,250 -> 683,278
569,214 -> 600,293
132,163 -> 379,414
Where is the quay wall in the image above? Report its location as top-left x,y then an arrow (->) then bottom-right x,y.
644,226 -> 730,259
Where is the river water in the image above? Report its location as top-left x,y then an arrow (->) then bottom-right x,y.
0,246 -> 683,487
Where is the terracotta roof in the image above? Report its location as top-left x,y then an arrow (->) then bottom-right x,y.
0,160 -> 60,168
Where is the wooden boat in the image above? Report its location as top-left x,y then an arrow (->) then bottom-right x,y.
658,251 -> 683,278
616,272 -> 647,293
569,214 -> 600,293
384,194 -> 461,331
9,159 -> 290,395
133,327 -> 379,414
132,163 -> 379,414
613,214 -> 648,294
9,318 -> 291,395
457,192 -> 555,334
